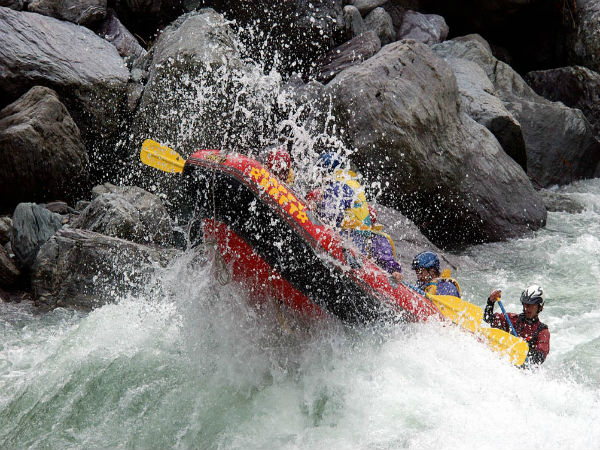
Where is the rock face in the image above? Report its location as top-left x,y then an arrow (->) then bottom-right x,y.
526,66 -> 600,140
433,35 -> 600,187
0,245 -> 20,287
364,7 -> 395,45
442,57 -> 527,170
0,86 -> 90,211
323,40 -> 546,247
397,10 -> 448,45
27,0 -> 107,27
11,203 -> 63,270
568,0 -> 600,72
31,228 -> 179,310
72,184 -> 173,246
0,8 -> 129,177
317,31 -> 381,83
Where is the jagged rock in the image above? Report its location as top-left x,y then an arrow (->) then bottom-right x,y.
526,66 -> 600,139
323,39 -> 546,247
0,86 -> 89,210
433,35 -> 600,187
0,245 -> 20,287
31,228 -> 179,310
0,8 -> 129,179
343,5 -> 364,37
27,0 -> 107,27
364,7 -> 395,45
317,31 -> 381,83
397,10 -> 448,44
443,57 -> 526,170
540,189 -> 585,214
97,8 -> 146,61
11,202 -> 63,270
72,184 -> 173,246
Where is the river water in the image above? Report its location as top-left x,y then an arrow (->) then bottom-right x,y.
1,179 -> 598,449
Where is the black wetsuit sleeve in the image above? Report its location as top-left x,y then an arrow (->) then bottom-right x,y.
527,348 -> 547,365
483,298 -> 495,324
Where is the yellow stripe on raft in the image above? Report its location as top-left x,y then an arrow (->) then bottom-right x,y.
428,294 -> 529,366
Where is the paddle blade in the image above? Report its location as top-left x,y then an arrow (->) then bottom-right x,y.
429,294 -> 483,334
140,139 -> 185,173
479,327 -> 529,366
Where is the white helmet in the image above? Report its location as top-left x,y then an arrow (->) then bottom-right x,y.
520,285 -> 544,306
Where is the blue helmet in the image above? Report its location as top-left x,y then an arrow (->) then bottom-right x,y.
317,152 -> 344,172
412,251 -> 440,273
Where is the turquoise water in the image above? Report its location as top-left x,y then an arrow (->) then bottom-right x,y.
1,179 -> 599,449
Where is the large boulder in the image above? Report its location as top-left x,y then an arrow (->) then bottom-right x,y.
317,31 -> 381,84
433,35 -> 600,187
0,86 -> 90,210
72,184 -> 173,246
31,228 -> 179,310
322,40 -> 546,247
526,66 -> 600,140
348,0 -> 388,16
0,216 -> 11,245
11,203 -> 63,270
364,7 -> 395,45
27,0 -> 107,27
0,8 -> 129,179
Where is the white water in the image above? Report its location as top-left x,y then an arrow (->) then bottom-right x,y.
1,180 -> 599,449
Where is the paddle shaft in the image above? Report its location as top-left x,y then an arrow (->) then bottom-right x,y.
497,300 -> 519,337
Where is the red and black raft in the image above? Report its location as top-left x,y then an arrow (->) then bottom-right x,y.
183,150 -> 441,325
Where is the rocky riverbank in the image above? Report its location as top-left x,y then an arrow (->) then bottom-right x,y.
0,1 -> 597,309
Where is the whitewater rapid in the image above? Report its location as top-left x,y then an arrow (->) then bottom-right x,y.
1,179 -> 599,449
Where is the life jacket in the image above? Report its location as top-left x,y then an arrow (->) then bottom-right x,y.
514,314 -> 548,347
321,170 -> 372,232
423,268 -> 462,298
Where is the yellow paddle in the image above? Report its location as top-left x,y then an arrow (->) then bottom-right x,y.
140,139 -> 185,173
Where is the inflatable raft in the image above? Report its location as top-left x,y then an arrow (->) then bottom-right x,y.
182,149 -> 441,325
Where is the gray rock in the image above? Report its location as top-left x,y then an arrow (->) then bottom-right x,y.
0,245 -> 20,287
31,228 -> 179,310
0,217 -> 12,245
133,10 -> 249,154
526,66 -> 600,139
0,8 -> 129,173
343,5 -> 364,37
317,31 -> 381,83
433,35 -> 600,187
397,10 -> 448,45
364,7 -> 395,45
443,57 -> 526,170
27,0 -> 107,27
540,189 -> 585,214
72,184 -> 173,246
348,0 -> 389,16
323,40 -> 546,247
568,0 -> 600,72
11,202 -> 63,270
97,8 -> 146,60
0,86 -> 90,210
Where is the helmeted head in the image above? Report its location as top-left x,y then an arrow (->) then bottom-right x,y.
521,284 -> 544,316
316,152 -> 345,173
266,147 -> 291,180
412,251 -> 440,284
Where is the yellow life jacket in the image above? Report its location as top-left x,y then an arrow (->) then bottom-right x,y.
333,170 -> 372,232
